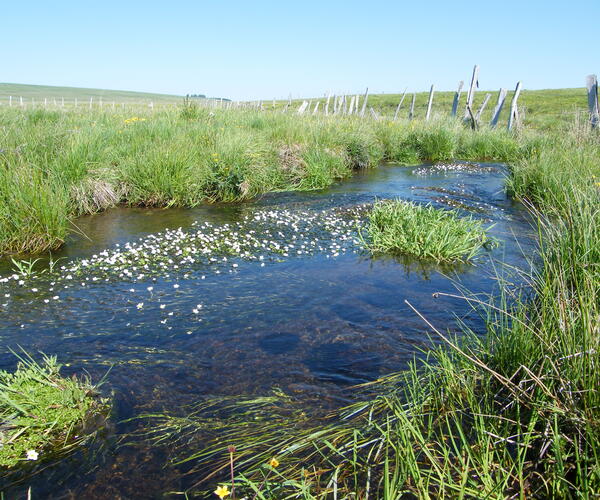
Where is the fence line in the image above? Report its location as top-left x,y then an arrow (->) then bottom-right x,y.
0,67 -> 597,129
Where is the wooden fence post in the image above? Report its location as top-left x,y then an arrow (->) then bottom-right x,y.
463,65 -> 479,120
297,100 -> 309,114
348,95 -> 356,115
490,88 -> 507,128
451,81 -> 464,117
586,74 -> 599,129
360,87 -> 369,117
19,96 -> 23,107
325,93 -> 331,115
475,93 -> 491,122
409,93 -> 416,120
393,88 -> 408,121
507,81 -> 522,131
425,84 -> 435,120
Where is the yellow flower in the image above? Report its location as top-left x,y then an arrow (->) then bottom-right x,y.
214,485 -> 230,498
269,457 -> 280,468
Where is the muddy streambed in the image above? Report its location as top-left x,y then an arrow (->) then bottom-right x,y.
0,163 -> 536,497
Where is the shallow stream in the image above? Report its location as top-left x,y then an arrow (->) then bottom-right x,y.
0,163 -> 536,497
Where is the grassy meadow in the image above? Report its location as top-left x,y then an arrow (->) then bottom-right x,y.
0,82 -> 182,105
0,85 -> 599,497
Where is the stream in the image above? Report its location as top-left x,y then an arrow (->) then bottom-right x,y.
0,162 -> 536,497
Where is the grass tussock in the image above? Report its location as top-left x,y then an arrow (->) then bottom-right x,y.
362,199 -> 494,262
0,352 -> 109,470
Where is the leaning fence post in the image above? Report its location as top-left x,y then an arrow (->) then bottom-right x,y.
475,93 -> 491,122
425,84 -> 435,120
507,81 -> 522,131
586,75 -> 599,129
451,81 -> 464,117
463,65 -> 479,120
347,95 -> 355,115
297,100 -> 309,115
393,88 -> 408,121
490,88 -> 507,128
359,87 -> 369,117
409,93 -> 416,120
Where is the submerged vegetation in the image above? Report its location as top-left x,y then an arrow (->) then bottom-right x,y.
0,352 -> 109,470
362,199 -> 494,262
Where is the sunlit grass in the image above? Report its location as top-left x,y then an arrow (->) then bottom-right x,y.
362,199 -> 494,262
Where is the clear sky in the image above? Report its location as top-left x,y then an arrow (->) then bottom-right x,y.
3,0 -> 598,100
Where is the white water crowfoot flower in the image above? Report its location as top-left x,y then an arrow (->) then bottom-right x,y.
26,450 -> 39,460
0,205 -> 369,294
136,302 -> 144,310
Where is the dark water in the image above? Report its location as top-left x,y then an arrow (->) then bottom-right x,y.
0,163 -> 536,497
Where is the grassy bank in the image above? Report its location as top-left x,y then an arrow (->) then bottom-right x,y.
0,353 -> 109,471
0,105 -> 547,255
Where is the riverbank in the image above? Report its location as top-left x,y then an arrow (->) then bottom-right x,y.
0,106 -> 544,255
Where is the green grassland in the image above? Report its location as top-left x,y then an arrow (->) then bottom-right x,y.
0,82 -> 182,105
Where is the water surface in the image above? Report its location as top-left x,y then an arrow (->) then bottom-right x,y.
0,163 -> 536,497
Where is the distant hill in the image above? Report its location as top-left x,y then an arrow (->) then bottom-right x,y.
0,83 -> 183,104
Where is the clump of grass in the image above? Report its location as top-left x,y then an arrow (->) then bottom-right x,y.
0,352 -> 110,469
362,199 -> 494,262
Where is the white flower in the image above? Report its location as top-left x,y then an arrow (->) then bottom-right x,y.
160,304 -> 166,309
26,450 -> 38,460
136,303 -> 144,309
173,284 -> 180,289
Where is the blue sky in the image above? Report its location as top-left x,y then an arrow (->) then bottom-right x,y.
3,0 -> 598,99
